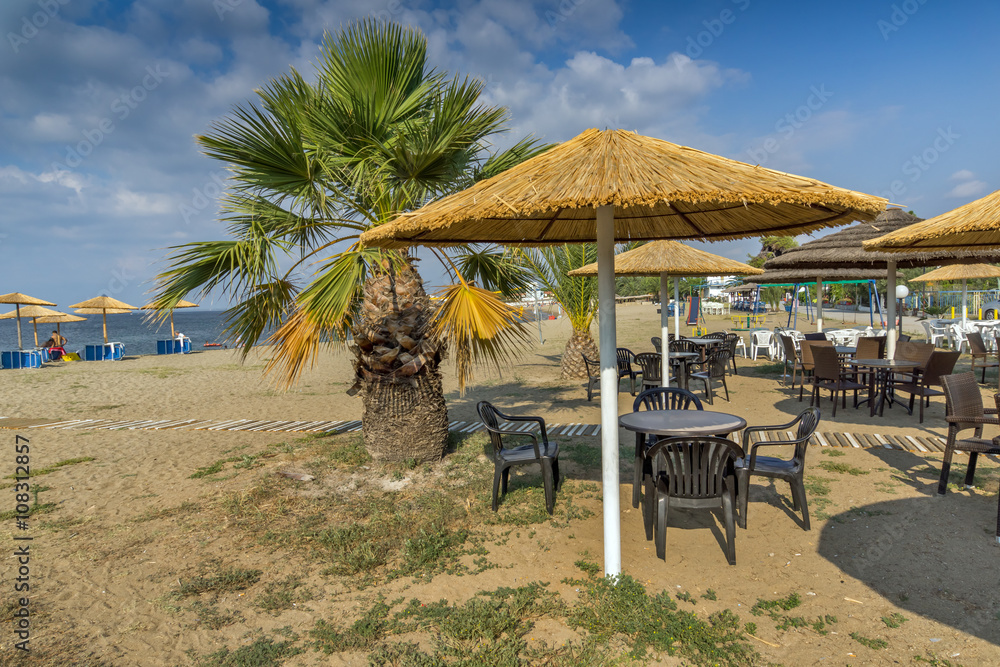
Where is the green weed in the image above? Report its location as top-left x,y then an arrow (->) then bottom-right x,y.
882,612 -> 907,628
817,461 -> 870,476
850,631 -> 888,649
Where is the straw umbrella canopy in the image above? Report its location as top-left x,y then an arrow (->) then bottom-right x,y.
863,189 -> 1000,252
142,299 -> 199,337
760,209 -> 1000,354
0,293 -> 56,350
0,305 -> 64,347
70,296 -> 138,344
359,128 -> 886,576
908,263 -> 1000,324
33,312 -> 86,339
568,240 -> 763,387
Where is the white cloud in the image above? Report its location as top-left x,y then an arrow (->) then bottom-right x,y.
946,180 -> 988,199
950,169 -> 975,181
111,188 -> 176,216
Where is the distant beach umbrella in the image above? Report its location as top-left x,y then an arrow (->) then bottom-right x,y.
909,263 -> 1000,324
141,298 -> 199,337
0,293 -> 56,350
360,127 -> 887,577
0,305 -> 64,347
70,296 -> 138,344
568,240 -> 763,386
32,312 -> 87,338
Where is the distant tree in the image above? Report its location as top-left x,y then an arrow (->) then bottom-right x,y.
747,236 -> 798,268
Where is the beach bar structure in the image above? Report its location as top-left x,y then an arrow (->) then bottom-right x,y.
360,128 -> 886,576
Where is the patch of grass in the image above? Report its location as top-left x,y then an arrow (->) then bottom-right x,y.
676,591 -> 697,605
874,480 -> 900,494
750,592 -> 801,616
804,476 -> 831,496
5,456 -> 95,479
134,501 -> 200,523
913,652 -> 965,666
810,615 -> 838,635
702,589 -> 717,601
881,612 -> 907,628
190,451 -> 272,479
190,601 -> 242,630
311,599 -> 399,653
257,576 -> 314,614
177,564 -> 262,598
817,461 -> 870,476
850,631 -> 888,650
752,362 -> 786,375
193,637 -> 302,667
821,449 -> 846,457
319,433 -> 372,468
563,443 -> 602,468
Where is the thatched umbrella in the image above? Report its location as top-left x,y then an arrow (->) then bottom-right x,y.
863,189 -> 1000,252
360,128 -> 886,576
0,293 -> 56,350
761,209 -> 1000,356
142,299 -> 199,337
908,263 -> 1000,324
70,296 -> 138,344
568,240 -> 763,386
0,306 -> 65,347
33,312 -> 86,340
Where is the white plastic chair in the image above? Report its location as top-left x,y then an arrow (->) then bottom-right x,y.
750,330 -> 775,360
921,321 -> 947,346
949,324 -> 968,353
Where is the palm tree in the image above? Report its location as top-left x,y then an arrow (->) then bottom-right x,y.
151,20 -> 546,462
521,245 -> 600,378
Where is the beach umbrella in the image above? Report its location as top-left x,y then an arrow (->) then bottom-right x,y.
0,293 -> 56,350
32,312 -> 86,339
761,209 -> 1000,356
360,128 -> 886,576
863,189 -> 1000,252
70,296 -> 138,344
568,240 -> 763,387
141,299 -> 199,337
0,306 -> 65,347
908,263 -> 1000,324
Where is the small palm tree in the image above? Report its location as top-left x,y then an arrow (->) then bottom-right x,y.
151,20 -> 546,462
521,245 -> 600,378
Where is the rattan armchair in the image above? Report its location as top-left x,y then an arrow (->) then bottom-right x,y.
939,372 -> 1000,495
810,344 -> 866,417
891,350 -> 960,423
967,331 -> 1000,383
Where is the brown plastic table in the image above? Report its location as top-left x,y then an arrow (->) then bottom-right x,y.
846,358 -> 920,417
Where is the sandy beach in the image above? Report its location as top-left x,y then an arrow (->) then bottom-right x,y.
1,303 -> 998,665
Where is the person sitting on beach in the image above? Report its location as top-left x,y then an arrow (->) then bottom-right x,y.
43,331 -> 67,361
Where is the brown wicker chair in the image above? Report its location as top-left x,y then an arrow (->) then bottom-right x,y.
810,345 -> 866,417
891,350 -> 960,423
798,340 -> 833,402
643,435 -> 743,564
939,372 -> 1000,495
630,387 -> 703,508
736,407 -> 821,530
967,331 -> 1000,383
855,336 -> 886,360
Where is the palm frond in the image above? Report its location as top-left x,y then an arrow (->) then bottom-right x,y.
453,246 -> 534,298
432,282 -> 532,393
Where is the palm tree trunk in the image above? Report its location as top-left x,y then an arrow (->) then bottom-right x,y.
561,328 -> 600,379
352,258 -> 448,462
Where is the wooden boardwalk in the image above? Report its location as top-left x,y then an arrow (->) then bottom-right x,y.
0,417 -> 958,452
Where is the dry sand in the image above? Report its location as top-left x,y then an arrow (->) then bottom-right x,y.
0,303 -> 997,665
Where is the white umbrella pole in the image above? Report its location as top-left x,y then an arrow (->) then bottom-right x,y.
15,303 -> 23,350
962,279 -> 968,324
596,205 -> 621,578
660,273 -> 670,387
886,261 -> 897,360
674,277 -> 680,341
815,278 -> 824,333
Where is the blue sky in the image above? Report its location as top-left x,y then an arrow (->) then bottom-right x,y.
2,0 -> 999,309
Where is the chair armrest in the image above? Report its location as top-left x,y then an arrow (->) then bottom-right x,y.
741,416 -> 803,447
945,415 -> 1000,427
745,439 -> 801,469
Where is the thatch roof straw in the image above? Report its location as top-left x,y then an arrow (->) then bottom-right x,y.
567,241 -> 763,277
908,263 -> 1000,282
747,267 -> 902,285
863,189 -> 1000,252
70,296 -> 137,310
764,208 -> 1000,270
73,307 -> 133,315
0,293 -> 55,306
141,299 -> 199,310
361,128 -> 886,249
33,313 -> 86,324
0,306 -> 63,320
721,284 -> 757,293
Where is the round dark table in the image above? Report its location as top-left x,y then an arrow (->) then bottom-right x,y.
619,409 -> 747,437
846,358 -> 920,417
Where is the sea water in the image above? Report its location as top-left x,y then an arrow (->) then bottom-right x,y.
0,310 -> 236,357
